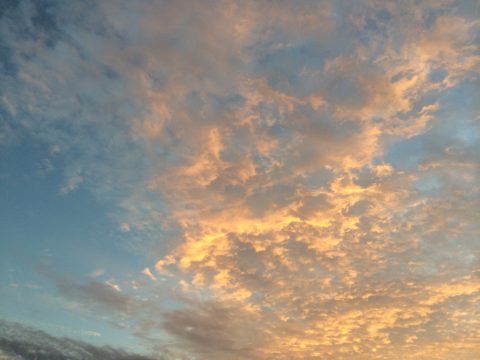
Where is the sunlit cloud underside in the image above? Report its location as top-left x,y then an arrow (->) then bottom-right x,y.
0,0 -> 479,359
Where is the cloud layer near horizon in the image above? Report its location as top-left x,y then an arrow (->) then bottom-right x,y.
0,320 -> 161,360
1,0 -> 479,359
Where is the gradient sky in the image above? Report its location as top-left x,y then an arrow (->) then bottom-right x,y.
0,1 -> 479,359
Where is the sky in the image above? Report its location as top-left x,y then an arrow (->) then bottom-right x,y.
0,0 -> 479,359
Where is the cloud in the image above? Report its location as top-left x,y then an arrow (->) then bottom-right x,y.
59,174 -> 83,195
1,0 -> 479,359
142,268 -> 157,282
44,272 -> 132,313
0,320 -> 162,360
89,268 -> 104,278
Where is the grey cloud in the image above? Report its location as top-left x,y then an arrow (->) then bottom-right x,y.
343,199 -> 372,217
56,280 -> 131,313
162,301 -> 261,359
296,194 -> 333,219
0,320 -> 162,360
36,265 -> 134,314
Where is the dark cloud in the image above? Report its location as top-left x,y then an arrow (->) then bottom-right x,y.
36,266 -> 133,313
0,320 -> 162,360
56,279 -> 131,312
161,300 -> 265,360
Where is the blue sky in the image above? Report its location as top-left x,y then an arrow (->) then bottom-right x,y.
0,1 -> 479,359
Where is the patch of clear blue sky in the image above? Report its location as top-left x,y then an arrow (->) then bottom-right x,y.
385,77 -> 480,171
0,135 -> 146,351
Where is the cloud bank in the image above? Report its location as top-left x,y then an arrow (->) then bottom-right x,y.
0,321 -> 160,360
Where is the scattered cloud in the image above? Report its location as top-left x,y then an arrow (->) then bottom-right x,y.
1,0 -> 479,359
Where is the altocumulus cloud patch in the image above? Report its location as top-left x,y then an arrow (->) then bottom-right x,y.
0,0 -> 479,359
